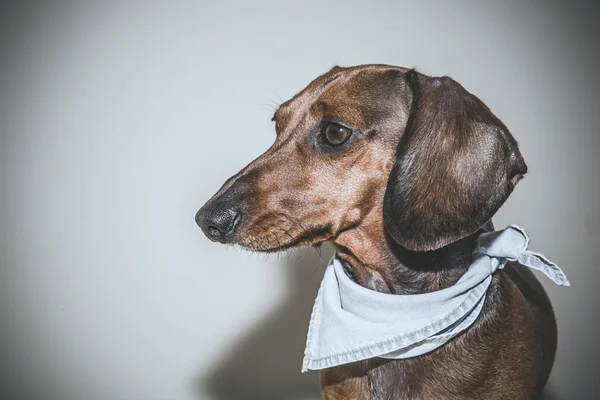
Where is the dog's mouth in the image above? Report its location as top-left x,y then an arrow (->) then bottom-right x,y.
235,214 -> 333,253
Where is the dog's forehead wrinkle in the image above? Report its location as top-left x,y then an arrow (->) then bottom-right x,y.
278,67 -> 409,138
277,68 -> 371,130
312,100 -> 328,114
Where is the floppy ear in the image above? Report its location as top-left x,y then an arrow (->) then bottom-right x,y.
383,70 -> 527,251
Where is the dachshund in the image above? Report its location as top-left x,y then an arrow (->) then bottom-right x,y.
196,65 -> 557,399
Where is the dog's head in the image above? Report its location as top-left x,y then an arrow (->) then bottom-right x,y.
196,65 -> 527,253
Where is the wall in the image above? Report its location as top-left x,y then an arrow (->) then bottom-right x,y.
1,2 -> 598,399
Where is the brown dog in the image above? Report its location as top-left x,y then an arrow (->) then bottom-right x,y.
196,65 -> 556,399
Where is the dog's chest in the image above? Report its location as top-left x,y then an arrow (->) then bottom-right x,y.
321,357 -> 438,400
366,358 -> 426,400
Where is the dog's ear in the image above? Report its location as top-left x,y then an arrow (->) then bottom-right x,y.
383,70 -> 527,251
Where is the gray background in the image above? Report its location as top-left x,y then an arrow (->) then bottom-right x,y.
1,1 -> 598,399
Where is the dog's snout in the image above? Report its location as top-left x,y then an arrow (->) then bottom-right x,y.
195,204 -> 241,242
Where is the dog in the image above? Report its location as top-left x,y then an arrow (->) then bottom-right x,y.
196,65 -> 559,399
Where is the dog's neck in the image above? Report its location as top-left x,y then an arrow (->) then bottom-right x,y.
333,210 -> 478,295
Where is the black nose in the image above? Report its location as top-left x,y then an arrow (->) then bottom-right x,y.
195,204 -> 241,242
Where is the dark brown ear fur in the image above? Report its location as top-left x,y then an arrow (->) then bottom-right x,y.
383,70 -> 527,251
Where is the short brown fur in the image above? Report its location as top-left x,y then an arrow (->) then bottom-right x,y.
197,65 -> 557,399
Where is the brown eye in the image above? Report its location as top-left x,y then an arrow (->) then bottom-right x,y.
323,123 -> 352,145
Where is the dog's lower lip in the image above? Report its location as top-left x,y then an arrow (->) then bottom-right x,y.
242,225 -> 332,253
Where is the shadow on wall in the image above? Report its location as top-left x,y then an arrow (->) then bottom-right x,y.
543,382 -> 560,400
195,244 -> 563,400
197,246 -> 334,400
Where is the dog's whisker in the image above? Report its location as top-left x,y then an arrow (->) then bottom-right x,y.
296,245 -> 309,264
271,231 -> 283,250
261,231 -> 273,261
284,214 -> 310,237
316,246 -> 324,264
285,246 -> 294,260
259,103 -> 279,114
265,88 -> 283,105
308,256 -> 321,276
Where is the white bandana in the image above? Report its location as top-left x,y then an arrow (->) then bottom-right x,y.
302,225 -> 569,372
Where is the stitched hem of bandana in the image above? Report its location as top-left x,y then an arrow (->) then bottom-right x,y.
302,267 -> 327,373
517,251 -> 570,286
379,291 -> 486,359
302,273 -> 490,372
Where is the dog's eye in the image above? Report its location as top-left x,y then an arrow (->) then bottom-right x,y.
323,123 -> 352,145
